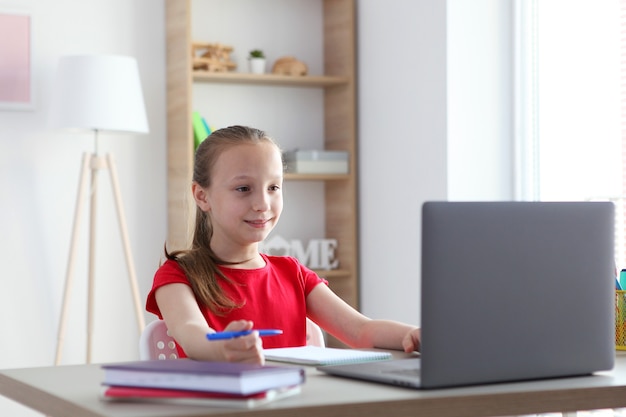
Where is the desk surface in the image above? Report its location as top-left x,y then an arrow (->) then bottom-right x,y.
1,352 -> 626,417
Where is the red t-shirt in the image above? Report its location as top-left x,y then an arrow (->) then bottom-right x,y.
146,254 -> 327,356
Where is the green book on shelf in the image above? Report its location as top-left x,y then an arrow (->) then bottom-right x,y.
192,111 -> 209,150
202,117 -> 212,137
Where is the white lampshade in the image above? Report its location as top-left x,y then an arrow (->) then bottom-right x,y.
49,54 -> 149,134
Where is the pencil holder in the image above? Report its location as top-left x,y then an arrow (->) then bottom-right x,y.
617,290 -> 626,350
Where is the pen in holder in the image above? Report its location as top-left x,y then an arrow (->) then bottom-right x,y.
617,290 -> 626,350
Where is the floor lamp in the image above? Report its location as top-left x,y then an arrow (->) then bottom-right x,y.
49,55 -> 149,364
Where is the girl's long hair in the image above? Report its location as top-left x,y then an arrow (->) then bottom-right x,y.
165,125 -> 278,315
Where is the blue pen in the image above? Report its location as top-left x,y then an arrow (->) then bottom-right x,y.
206,329 -> 283,341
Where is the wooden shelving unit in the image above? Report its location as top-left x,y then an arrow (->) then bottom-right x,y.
165,0 -> 358,347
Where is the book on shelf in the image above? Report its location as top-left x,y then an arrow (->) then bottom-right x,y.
285,160 -> 348,174
201,117 -> 212,137
192,111 -> 210,150
283,150 -> 349,174
100,384 -> 301,409
264,346 -> 393,366
101,359 -> 305,396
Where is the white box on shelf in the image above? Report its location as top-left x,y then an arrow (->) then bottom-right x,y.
284,150 -> 349,174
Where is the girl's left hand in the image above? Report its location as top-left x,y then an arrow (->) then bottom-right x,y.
402,327 -> 421,353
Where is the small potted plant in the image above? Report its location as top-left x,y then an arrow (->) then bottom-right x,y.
248,49 -> 266,74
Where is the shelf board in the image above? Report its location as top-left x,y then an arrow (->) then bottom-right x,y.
193,71 -> 349,88
284,173 -> 350,181
313,269 -> 351,279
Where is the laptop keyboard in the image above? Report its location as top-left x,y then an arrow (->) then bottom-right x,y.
381,360 -> 421,377
383,368 -> 421,377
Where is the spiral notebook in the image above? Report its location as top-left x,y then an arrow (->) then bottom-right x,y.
264,346 -> 392,366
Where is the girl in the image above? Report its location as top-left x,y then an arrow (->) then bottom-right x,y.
146,125 -> 420,364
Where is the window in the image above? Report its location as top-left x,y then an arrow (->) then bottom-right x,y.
516,0 -> 622,267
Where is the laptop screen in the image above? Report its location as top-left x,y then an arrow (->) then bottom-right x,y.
420,201 -> 615,388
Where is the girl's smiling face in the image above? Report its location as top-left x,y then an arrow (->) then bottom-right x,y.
197,141 -> 284,253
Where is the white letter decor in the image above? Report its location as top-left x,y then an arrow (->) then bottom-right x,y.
260,236 -> 339,270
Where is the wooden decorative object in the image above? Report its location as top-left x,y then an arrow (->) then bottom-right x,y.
192,42 -> 236,72
271,56 -> 308,76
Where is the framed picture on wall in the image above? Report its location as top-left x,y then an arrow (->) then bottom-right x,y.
0,10 -> 33,111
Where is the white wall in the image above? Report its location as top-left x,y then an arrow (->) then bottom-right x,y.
0,1 -> 165,415
447,0 -> 515,201
358,0 -> 515,324
357,0 -> 448,324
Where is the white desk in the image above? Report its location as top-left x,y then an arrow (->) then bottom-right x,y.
1,352 -> 625,417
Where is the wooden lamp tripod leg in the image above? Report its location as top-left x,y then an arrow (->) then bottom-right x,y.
105,153 -> 146,333
86,155 -> 105,364
55,153 -> 146,366
55,153 -> 92,366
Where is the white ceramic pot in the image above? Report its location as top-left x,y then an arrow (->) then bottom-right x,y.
249,58 -> 266,74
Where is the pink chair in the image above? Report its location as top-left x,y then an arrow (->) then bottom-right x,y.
139,318 -> 325,360
305,318 -> 325,348
139,319 -> 179,360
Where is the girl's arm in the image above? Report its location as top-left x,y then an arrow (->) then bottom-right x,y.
306,284 -> 421,352
154,283 -> 265,363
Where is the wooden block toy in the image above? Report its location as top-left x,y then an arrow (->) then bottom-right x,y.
191,42 -> 236,72
271,56 -> 308,76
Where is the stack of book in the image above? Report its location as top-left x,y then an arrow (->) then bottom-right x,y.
100,359 -> 305,408
283,150 -> 349,174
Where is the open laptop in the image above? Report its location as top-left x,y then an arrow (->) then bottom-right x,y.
318,201 -> 616,389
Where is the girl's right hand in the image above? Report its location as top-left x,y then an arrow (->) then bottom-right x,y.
209,320 -> 265,364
